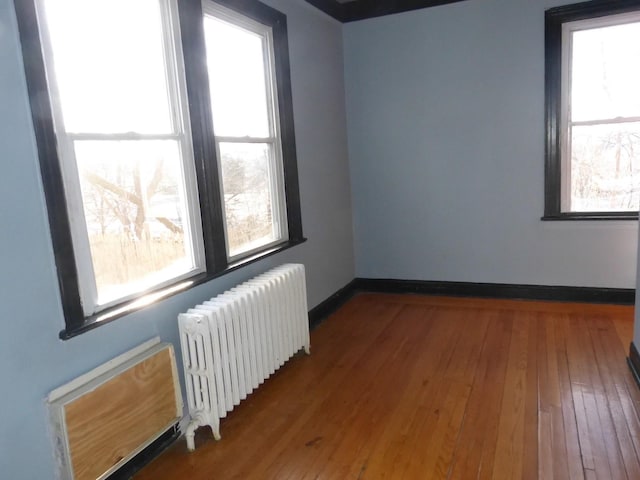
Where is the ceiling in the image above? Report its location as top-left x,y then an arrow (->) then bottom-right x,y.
304,0 -> 467,22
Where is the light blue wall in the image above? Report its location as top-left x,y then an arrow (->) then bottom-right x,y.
0,0 -> 353,476
344,0 -> 638,288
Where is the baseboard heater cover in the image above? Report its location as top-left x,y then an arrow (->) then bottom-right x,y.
47,337 -> 183,480
179,263 -> 310,451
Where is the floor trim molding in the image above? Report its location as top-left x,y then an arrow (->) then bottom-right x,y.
307,278 -> 634,327
353,278 -> 635,305
308,280 -> 357,329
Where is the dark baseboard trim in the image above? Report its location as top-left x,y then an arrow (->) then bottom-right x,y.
308,280 -> 358,329
306,278 -> 634,330
107,424 -> 180,480
352,278 -> 635,305
628,342 -> 640,390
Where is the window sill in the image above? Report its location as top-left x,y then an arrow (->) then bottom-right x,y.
541,213 -> 639,221
60,237 -> 307,340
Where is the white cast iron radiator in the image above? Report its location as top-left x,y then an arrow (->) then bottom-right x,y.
178,263 -> 310,451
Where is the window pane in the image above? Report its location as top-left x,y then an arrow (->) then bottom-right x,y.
43,0 -> 173,134
218,143 -> 282,257
75,140 -> 197,305
570,122 -> 640,211
571,21 -> 640,121
203,16 -> 271,137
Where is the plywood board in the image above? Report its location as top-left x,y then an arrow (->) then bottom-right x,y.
59,345 -> 180,480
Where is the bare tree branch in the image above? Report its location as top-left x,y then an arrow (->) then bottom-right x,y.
83,171 -> 141,207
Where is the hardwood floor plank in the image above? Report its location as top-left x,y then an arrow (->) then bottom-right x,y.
553,313 -> 585,480
537,315 -> 570,480
135,294 -> 638,480
567,314 -> 620,479
584,317 -> 630,480
588,316 -> 640,479
491,314 -> 531,480
448,311 -> 512,480
522,315 -> 539,480
612,315 -> 634,353
538,410 -> 555,480
564,315 -> 594,474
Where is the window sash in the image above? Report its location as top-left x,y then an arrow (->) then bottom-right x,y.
215,139 -> 288,261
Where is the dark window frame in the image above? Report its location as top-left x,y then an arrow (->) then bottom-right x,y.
543,0 -> 640,221
14,0 -> 305,339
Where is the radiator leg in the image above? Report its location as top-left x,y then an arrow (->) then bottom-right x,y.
210,423 -> 222,441
185,419 -> 200,452
304,344 -> 311,355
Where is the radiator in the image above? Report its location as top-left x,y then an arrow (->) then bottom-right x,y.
178,263 -> 310,451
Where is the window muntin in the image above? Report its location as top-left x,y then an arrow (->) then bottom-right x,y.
203,5 -> 288,259
37,0 -> 205,315
561,14 -> 640,213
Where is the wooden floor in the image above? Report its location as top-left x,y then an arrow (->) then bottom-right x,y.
136,293 -> 640,479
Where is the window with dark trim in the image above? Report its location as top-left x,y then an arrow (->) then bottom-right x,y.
14,0 -> 304,339
544,0 -> 640,221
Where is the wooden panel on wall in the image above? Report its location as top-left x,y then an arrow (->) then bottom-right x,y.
48,339 -> 182,480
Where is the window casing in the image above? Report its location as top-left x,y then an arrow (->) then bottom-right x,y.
14,0 -> 304,338
544,0 -> 640,220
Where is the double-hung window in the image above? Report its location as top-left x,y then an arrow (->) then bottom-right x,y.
203,4 -> 289,260
544,0 -> 640,220
15,0 -> 304,338
34,0 -> 205,317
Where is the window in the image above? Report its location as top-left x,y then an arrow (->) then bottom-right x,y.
35,0 -> 205,316
203,4 -> 288,259
544,0 -> 640,220
15,0 -> 304,338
